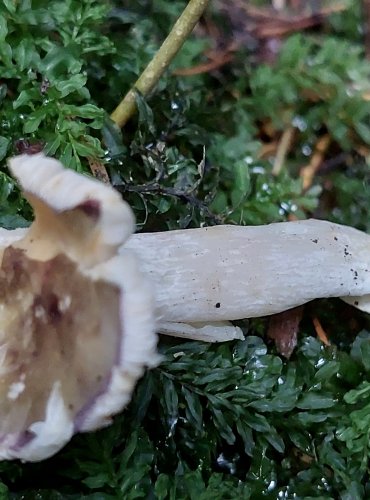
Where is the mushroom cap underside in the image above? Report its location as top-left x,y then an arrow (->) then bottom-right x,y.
0,153 -> 157,461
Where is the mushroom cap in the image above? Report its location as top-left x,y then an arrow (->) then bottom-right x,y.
0,153 -> 158,462
8,153 -> 136,266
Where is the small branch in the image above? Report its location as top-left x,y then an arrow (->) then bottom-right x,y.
117,181 -> 224,225
272,126 -> 295,176
110,0 -> 210,128
173,48 -> 234,76
300,134 -> 330,190
312,316 -> 331,346
173,41 -> 238,76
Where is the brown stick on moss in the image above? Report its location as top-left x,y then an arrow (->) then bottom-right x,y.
110,0 -> 210,128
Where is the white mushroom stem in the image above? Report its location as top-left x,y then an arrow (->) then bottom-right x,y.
2,205 -> 370,343
125,220 -> 370,340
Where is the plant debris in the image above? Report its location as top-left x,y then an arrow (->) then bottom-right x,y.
267,305 -> 303,358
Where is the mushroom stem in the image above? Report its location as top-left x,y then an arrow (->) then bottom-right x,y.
2,217 -> 370,343
125,220 -> 370,330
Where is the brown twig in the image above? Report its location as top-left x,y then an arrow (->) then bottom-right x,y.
222,1 -> 347,42
272,126 -> 295,176
312,316 -> 331,346
173,44 -> 236,76
300,134 -> 331,190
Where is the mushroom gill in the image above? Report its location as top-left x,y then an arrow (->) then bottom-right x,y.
0,247 -> 121,437
0,153 -> 157,462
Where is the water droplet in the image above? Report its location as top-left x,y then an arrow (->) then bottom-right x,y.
267,480 -> 277,492
279,201 -> 297,215
320,476 -> 330,490
216,453 -> 237,474
167,416 -> 178,437
292,115 -> 307,131
315,357 -> 326,368
251,166 -> 265,174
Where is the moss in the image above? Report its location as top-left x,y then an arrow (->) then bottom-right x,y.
1,0 -> 370,498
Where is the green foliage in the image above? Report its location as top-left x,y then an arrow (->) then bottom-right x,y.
321,161 -> 370,233
1,0 -> 370,499
0,0 -> 110,171
4,334 -> 370,499
249,34 -> 370,149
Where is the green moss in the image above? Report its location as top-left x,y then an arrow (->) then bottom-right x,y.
1,1 -> 370,498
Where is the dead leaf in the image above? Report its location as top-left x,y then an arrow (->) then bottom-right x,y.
88,157 -> 110,184
267,305 -> 304,358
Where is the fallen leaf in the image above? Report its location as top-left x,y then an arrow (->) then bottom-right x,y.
267,305 -> 304,358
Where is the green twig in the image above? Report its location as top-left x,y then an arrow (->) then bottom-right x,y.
110,0 -> 210,128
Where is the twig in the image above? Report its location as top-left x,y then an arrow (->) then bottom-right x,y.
110,0 -> 210,128
272,126 -> 295,176
312,316 -> 331,346
117,181 -> 224,224
243,2 -> 346,24
228,2 -> 346,39
173,43 -> 237,76
300,134 -> 330,190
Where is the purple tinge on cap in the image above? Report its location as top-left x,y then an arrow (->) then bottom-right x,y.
76,199 -> 101,220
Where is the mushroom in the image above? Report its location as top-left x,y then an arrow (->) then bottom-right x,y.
1,152 -> 370,461
0,153 -> 158,461
125,219 -> 370,340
